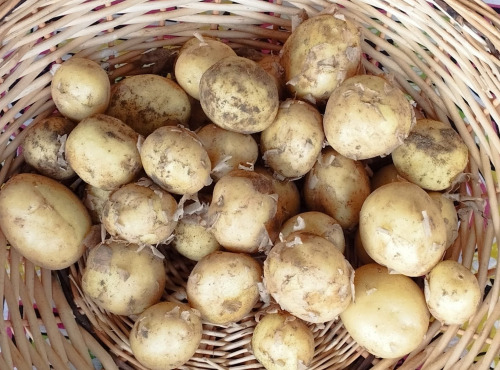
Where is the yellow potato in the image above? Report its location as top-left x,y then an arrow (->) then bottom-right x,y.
22,116 -> 76,180
199,56 -> 279,134
106,74 -> 191,137
51,57 -> 110,121
0,173 -> 91,269
65,114 -> 143,190
82,240 -> 166,316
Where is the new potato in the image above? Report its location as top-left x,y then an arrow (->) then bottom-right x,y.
0,173 -> 91,270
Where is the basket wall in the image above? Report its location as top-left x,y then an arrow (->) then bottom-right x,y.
1,0 -> 500,369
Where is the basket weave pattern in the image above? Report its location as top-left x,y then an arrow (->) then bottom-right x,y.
1,0 -> 500,369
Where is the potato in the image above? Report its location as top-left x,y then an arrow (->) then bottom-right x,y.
186,251 -> 262,325
254,166 -> 301,225
206,169 -> 280,253
280,211 -> 345,254
82,184 -> 113,224
51,57 -> 110,122
340,264 -> 430,359
102,180 -> 178,245
261,99 -> 324,179
303,147 -> 371,230
424,260 -> 480,325
199,56 -> 279,134
264,232 -> 353,323
281,13 -> 361,104
22,116 -> 76,180
323,75 -> 415,160
392,119 -> 469,191
65,114 -> 142,190
353,227 -> 376,266
257,54 -> 286,99
175,36 -> 237,100
359,182 -> 447,276
140,125 -> 211,195
196,123 -> 259,182
106,74 -> 191,137
252,312 -> 315,370
82,240 -> 166,316
370,163 -> 405,191
129,301 -> 202,370
172,199 -> 220,261
0,173 -> 91,270
427,192 -> 458,249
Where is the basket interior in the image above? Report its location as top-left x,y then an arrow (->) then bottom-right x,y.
1,0 -> 500,369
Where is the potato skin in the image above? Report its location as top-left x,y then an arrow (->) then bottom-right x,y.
206,169 -> 280,253
175,37 -> 237,100
140,125 -> 211,195
252,312 -> 315,370
424,260 -> 481,325
22,116 -> 76,180
51,58 -> 110,122
106,74 -> 191,137
186,251 -> 262,325
82,240 -> 166,316
304,147 -> 370,230
0,173 -> 91,269
261,99 -> 324,179
129,301 -> 202,370
392,119 -> 469,191
359,181 -> 447,276
323,75 -> 415,160
102,182 -> 178,245
281,14 -> 361,104
199,56 -> 279,134
264,233 -> 353,323
340,264 -> 430,359
280,211 -> 345,254
65,114 -> 142,190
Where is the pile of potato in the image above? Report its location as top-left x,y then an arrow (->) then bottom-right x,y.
0,11 -> 480,370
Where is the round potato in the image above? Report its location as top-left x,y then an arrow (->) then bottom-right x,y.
206,169 -> 280,253
175,36 -> 237,100
252,312 -> 315,370
280,211 -> 345,254
257,54 -> 286,99
359,182 -> 447,276
281,13 -> 361,104
323,75 -> 415,160
392,119 -> 469,191
196,123 -> 259,182
22,116 -> 76,180
199,56 -> 279,134
65,114 -> 142,190
106,74 -> 191,137
82,240 -> 166,316
140,125 -> 211,195
370,163 -> 405,191
129,301 -> 203,370
51,57 -> 110,122
102,181 -> 178,245
340,264 -> 430,359
173,212 -> 220,261
304,147 -> 371,230
264,232 -> 353,323
186,251 -> 262,325
261,99 -> 324,179
0,173 -> 91,270
424,260 -> 481,325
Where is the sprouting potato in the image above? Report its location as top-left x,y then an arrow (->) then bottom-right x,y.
22,116 -> 76,180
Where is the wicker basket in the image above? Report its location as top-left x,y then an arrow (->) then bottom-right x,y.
1,0 -> 499,369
